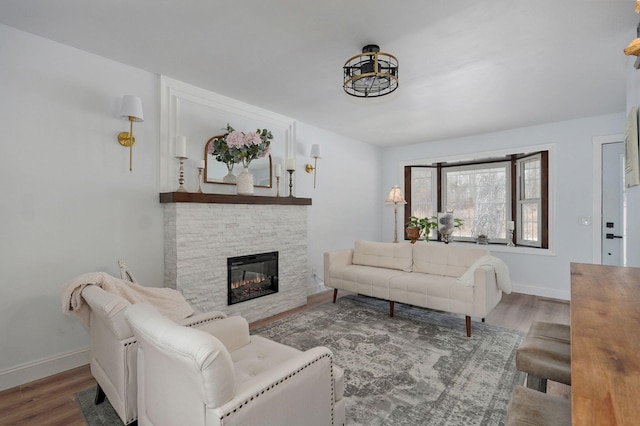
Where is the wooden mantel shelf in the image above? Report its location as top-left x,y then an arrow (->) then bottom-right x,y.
159,192 -> 312,206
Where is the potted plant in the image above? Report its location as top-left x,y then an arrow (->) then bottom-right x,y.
406,216 -> 438,243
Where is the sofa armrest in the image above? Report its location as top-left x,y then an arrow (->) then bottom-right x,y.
472,264 -> 502,318
324,249 -> 353,289
212,346 -> 335,426
188,316 -> 250,352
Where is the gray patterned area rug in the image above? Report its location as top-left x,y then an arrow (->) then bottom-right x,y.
77,294 -> 524,425
76,387 -> 121,425
254,295 -> 524,426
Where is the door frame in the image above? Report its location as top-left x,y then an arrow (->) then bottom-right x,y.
592,134 -> 624,264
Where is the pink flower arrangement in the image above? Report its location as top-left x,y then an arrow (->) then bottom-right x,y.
209,124 -> 273,168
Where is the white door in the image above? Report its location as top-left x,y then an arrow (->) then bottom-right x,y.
601,142 -> 625,266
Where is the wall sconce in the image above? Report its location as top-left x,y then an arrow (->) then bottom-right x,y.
304,144 -> 321,188
117,95 -> 144,171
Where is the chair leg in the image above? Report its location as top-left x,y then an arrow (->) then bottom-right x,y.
94,383 -> 106,405
333,288 -> 338,303
526,374 -> 548,392
466,316 -> 471,337
390,301 -> 394,317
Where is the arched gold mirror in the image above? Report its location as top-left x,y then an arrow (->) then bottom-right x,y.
204,135 -> 272,187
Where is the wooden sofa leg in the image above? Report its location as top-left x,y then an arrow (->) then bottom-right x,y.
390,301 -> 394,317
94,383 -> 106,405
333,288 -> 338,303
466,316 -> 471,337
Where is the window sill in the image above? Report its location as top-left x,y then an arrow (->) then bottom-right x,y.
446,240 -> 555,257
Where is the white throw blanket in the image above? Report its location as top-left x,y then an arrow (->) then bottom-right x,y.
62,271 -> 194,327
456,255 -> 512,294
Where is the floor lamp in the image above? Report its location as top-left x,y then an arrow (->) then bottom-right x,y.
385,185 -> 407,243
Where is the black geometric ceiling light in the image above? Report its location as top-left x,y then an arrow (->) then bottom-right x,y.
343,44 -> 398,98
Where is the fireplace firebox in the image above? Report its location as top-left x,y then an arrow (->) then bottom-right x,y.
227,251 -> 279,305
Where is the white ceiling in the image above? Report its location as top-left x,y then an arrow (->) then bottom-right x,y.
0,1 -> 637,147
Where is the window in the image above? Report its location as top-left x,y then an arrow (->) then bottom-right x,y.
443,163 -> 510,242
406,167 -> 437,239
516,153 -> 546,247
404,151 -> 548,248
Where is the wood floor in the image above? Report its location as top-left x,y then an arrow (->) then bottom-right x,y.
0,291 -> 570,426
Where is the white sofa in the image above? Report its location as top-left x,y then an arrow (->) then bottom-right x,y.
125,303 -> 346,426
324,240 -> 506,336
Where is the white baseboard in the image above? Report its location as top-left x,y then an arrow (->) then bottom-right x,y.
306,279 -> 328,296
0,347 -> 90,392
511,283 -> 570,301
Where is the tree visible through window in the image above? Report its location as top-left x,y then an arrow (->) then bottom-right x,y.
404,150 -> 548,248
443,163 -> 510,241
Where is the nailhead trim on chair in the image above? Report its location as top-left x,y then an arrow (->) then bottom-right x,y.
220,353 -> 337,425
184,314 -> 226,327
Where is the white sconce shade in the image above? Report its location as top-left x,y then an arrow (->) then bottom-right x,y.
120,95 -> 144,122
305,144 -> 321,188
310,144 -> 321,159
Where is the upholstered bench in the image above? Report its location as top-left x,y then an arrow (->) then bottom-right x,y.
516,321 -> 571,392
505,386 -> 571,426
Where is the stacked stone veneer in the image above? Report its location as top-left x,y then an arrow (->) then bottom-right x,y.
164,202 -> 308,323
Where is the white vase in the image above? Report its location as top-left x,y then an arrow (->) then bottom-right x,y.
236,167 -> 254,195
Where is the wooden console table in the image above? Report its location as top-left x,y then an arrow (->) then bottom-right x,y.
570,262 -> 640,425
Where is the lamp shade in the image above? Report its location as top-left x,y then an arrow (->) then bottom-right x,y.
310,144 -> 321,159
120,95 -> 144,122
385,185 -> 406,205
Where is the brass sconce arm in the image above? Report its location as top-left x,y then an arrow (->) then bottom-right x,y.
117,95 -> 144,172
118,116 -> 136,171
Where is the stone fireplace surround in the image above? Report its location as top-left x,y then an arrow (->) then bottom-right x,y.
161,192 -> 311,323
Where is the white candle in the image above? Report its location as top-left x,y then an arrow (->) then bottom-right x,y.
176,136 -> 187,158
507,221 -> 515,231
196,159 -> 205,169
275,163 -> 282,177
286,158 -> 295,171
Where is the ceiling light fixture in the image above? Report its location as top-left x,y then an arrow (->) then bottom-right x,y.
343,44 -> 398,98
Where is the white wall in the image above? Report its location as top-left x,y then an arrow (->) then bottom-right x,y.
294,122 -> 382,292
0,24 -> 381,389
381,113 -> 626,300
0,24 -> 164,389
625,57 -> 640,267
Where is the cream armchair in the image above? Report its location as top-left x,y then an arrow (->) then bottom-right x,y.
81,285 -> 227,425
124,303 -> 346,426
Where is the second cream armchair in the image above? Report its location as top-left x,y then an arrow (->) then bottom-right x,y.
125,303 -> 346,426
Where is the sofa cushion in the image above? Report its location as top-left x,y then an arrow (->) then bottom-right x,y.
412,244 -> 489,277
352,240 -> 413,272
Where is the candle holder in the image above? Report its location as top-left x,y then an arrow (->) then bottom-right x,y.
507,229 -> 515,247
275,176 -> 281,197
197,166 -> 204,193
287,169 -> 295,197
175,156 -> 188,192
